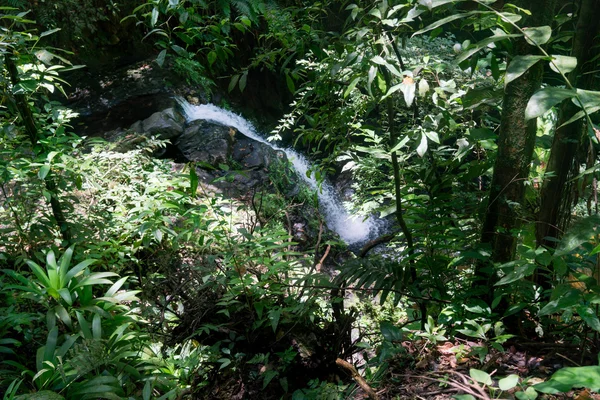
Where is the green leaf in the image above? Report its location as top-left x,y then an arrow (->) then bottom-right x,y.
269,308 -> 281,333
367,65 -> 377,96
425,131 -> 440,144
38,165 -> 51,180
495,263 -> 536,286
538,289 -> 581,316
285,74 -> 296,94
413,11 -> 481,36
456,33 -> 521,64
92,313 -> 102,339
416,133 -> 428,157
558,105 -> 600,128
74,272 -> 118,289
207,51 -> 217,66
555,215 -> 600,256
65,259 -> 96,282
505,55 -> 546,87
218,358 -> 231,370
40,28 -> 61,38
43,326 -> 58,363
380,321 -> 403,342
344,77 -> 360,98
239,71 -> 248,92
228,74 -> 240,93
534,366 -> 600,393
499,374 -> 519,391
151,7 -> 159,27
525,87 -> 576,120
26,260 -> 51,288
515,386 -> 538,399
156,49 -> 166,67
523,26 -> 552,46
262,370 -> 278,389
189,165 -> 199,196
470,368 -> 492,385
143,381 -> 152,400
549,55 -> 577,75
576,305 -> 600,332
171,45 -> 187,57
453,395 -> 476,400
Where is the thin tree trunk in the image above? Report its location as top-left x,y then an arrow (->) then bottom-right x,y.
5,53 -> 72,244
536,0 -> 600,246
476,0 -> 557,284
535,0 -> 600,287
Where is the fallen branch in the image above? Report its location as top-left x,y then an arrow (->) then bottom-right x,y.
335,358 -> 379,400
359,233 -> 397,257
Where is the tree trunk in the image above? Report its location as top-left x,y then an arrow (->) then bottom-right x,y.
476,0 -> 557,285
535,0 -> 600,286
536,0 -> 600,246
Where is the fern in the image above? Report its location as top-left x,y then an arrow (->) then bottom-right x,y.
3,0 -> 27,9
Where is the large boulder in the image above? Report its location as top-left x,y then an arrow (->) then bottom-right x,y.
130,107 -> 185,140
175,120 -> 233,166
174,120 -> 288,196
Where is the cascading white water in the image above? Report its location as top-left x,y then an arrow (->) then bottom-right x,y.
177,100 -> 378,245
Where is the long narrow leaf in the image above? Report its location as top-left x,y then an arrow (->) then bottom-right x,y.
58,246 -> 74,287
65,259 -> 97,283
26,260 -> 51,288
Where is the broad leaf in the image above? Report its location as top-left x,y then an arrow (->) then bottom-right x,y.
525,87 -> 576,120
400,76 -> 416,106
470,368 -> 492,385
505,55 -> 546,87
534,366 -> 600,393
156,49 -> 166,67
576,305 -> 600,332
413,11 -> 481,36
456,33 -> 521,64
523,26 -> 552,46
499,374 -> 519,391
416,133 -> 428,157
549,55 -> 577,75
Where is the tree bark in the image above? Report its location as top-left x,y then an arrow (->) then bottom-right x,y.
536,0 -> 600,250
476,0 -> 557,283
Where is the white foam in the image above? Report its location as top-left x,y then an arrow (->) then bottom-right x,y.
177,100 -> 377,244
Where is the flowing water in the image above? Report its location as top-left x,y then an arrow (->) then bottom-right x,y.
177,100 -> 379,245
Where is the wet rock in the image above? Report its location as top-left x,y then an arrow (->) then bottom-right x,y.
130,107 -> 185,140
175,120 -> 233,167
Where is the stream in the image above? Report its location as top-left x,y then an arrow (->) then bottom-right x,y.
177,99 -> 379,245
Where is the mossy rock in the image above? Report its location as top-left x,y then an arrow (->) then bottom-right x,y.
15,391 -> 65,400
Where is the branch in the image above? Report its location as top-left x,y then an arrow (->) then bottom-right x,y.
359,232 -> 397,257
336,358 -> 379,400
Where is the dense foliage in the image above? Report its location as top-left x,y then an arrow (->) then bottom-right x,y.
1,0 -> 600,399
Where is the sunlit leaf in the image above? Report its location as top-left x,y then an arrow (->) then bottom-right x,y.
499,374 -> 519,391
523,25 -> 552,46
525,87 -> 576,120
416,133 -> 428,157
505,55 -> 546,87
549,55 -> 577,75
470,368 -> 492,385
534,366 -> 600,393
344,76 -> 360,98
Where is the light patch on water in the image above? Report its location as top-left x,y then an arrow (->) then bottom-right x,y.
177,99 -> 378,245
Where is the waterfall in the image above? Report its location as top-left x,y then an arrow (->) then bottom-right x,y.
177,100 -> 378,245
